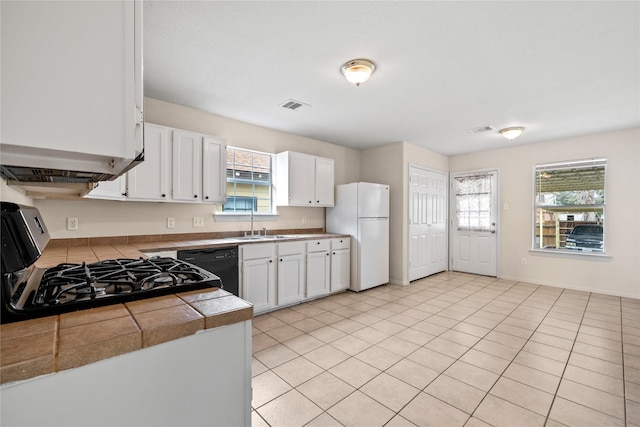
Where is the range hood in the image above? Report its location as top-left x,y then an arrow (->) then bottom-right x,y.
0,145 -> 143,198
0,165 -> 116,184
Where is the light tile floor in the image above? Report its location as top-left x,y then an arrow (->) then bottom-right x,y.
250,272 -> 640,427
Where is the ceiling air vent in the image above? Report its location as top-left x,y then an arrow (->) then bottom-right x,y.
467,125 -> 495,134
279,99 -> 310,111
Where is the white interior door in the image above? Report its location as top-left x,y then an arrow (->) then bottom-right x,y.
450,170 -> 498,276
409,166 -> 448,281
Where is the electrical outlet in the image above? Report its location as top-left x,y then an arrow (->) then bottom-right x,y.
521,258 -> 527,265
167,218 -> 175,228
67,217 -> 79,230
301,216 -> 307,225
193,217 -> 204,227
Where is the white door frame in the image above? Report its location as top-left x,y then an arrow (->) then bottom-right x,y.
407,164 -> 449,282
449,168 -> 501,277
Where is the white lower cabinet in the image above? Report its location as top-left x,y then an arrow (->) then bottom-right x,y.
330,238 -> 351,292
241,238 -> 349,315
306,240 -> 330,298
240,243 -> 276,313
277,241 -> 305,306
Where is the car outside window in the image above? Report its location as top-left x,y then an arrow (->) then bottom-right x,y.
533,159 -> 606,253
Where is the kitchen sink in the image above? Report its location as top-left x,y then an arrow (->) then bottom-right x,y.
227,235 -> 267,241
226,234 -> 298,241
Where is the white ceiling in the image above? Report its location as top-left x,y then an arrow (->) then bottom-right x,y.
143,1 -> 639,156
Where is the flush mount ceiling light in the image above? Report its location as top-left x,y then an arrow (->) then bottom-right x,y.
499,126 -> 525,140
341,59 -> 376,86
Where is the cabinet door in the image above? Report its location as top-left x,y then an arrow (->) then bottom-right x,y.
172,130 -> 203,202
277,253 -> 305,306
127,124 -> 171,200
288,152 -> 315,205
314,157 -> 335,206
85,176 -> 126,200
202,136 -> 227,203
241,257 -> 275,313
1,1 -> 143,176
306,250 -> 330,298
331,248 -> 350,292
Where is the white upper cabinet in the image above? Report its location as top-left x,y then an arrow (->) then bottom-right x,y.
0,1 -> 143,177
275,151 -> 334,207
92,124 -> 227,204
85,177 -> 127,201
287,152 -> 315,206
172,130 -> 203,202
127,124 -> 171,201
315,156 -> 335,206
202,136 -> 227,203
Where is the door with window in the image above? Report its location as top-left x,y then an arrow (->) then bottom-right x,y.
450,170 -> 498,276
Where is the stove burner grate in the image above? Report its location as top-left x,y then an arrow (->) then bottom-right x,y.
32,257 -> 219,308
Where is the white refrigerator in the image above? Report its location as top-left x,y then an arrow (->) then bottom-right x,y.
326,182 -> 390,292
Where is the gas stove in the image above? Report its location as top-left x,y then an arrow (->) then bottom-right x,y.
1,203 -> 222,323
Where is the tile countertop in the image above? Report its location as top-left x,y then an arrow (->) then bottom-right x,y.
1,232 -> 348,385
0,288 -> 252,385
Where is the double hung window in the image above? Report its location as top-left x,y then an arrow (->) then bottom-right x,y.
533,159 -> 606,253
223,147 -> 274,213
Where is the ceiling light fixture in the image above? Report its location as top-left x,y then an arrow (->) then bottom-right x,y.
499,126 -> 525,140
341,59 -> 376,86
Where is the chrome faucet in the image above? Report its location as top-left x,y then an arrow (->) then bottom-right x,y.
245,209 -> 255,237
243,210 -> 267,238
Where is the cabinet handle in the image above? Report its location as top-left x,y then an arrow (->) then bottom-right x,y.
317,200 -> 320,203
194,195 -> 198,198
326,253 -> 330,256
308,201 -> 312,204
333,252 -> 336,255
316,241 -> 320,245
269,260 -> 273,263
161,194 -> 166,198
122,193 -> 128,197
205,196 -> 209,200
280,258 -> 283,262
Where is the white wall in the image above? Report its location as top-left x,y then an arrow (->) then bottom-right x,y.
360,141 -> 449,286
450,127 -> 640,298
28,98 -> 361,239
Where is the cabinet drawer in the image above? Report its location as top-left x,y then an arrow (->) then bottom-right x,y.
331,237 -> 350,250
306,239 -> 330,252
277,241 -> 305,256
241,243 -> 275,260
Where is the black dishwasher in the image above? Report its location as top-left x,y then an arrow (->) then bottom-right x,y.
177,246 -> 239,296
